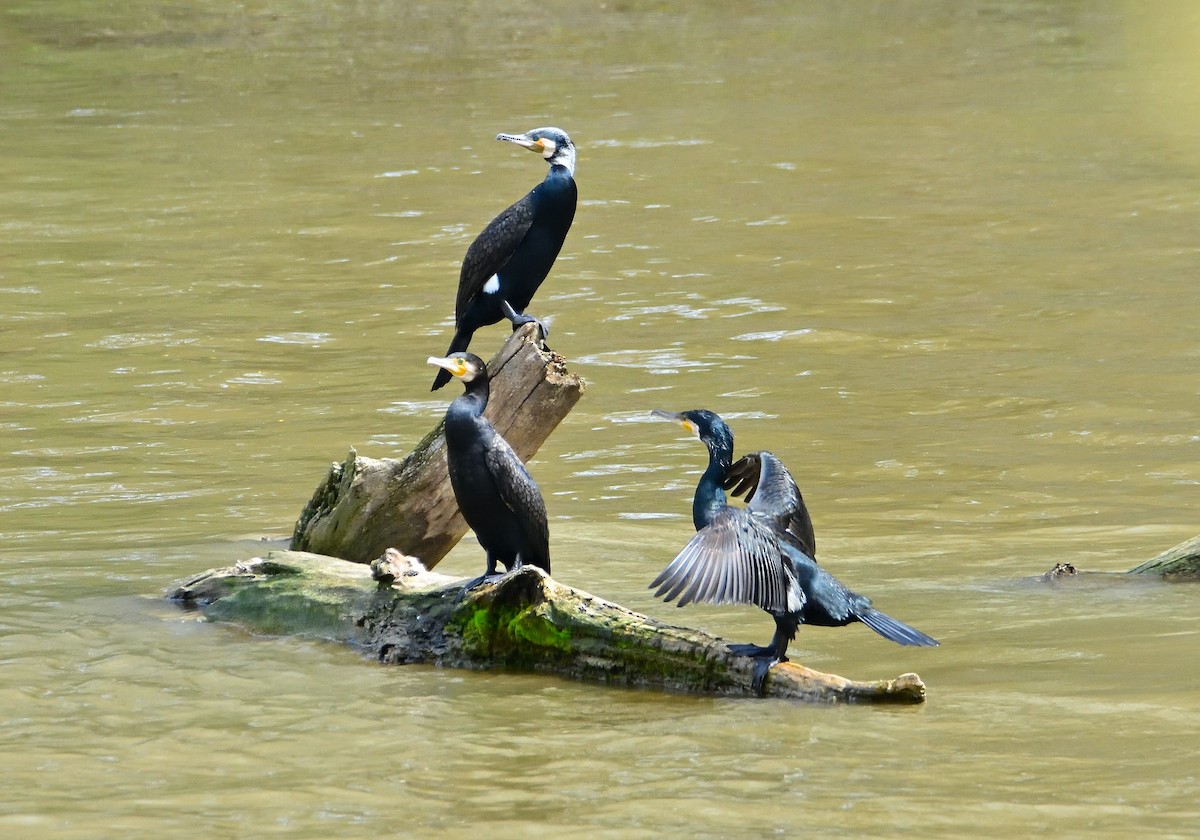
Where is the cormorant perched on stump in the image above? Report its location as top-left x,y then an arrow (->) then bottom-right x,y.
428,352 -> 551,586
649,409 -> 937,693
431,127 -> 577,391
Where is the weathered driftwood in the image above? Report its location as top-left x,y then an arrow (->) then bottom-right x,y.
291,324 -> 584,567
168,549 -> 928,704
1040,534 -> 1200,583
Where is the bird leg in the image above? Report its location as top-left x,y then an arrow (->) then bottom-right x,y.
500,300 -> 551,346
729,615 -> 796,696
454,554 -> 507,601
727,642 -> 783,696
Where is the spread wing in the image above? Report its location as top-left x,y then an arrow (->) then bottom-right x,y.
650,508 -> 792,612
722,451 -> 763,503
455,193 -> 536,320
484,436 -> 550,565
723,450 -> 816,559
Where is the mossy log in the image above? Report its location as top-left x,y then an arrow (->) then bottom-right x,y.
1040,534 -> 1200,583
290,324 -> 584,567
1126,534 -> 1200,579
168,549 -> 928,705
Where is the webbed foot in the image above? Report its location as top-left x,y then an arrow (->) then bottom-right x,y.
501,300 -> 550,346
454,572 -> 505,602
749,656 -> 780,697
728,642 -> 789,696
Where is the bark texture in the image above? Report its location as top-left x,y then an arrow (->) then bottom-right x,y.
169,549 -> 929,705
290,324 -> 584,567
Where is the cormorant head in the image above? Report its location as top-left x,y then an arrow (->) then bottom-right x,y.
427,352 -> 487,385
496,127 -> 576,175
651,408 -> 734,466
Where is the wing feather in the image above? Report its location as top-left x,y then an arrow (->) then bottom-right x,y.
724,450 -> 817,559
723,453 -> 763,503
650,508 -> 789,612
456,195 -> 536,319
483,436 -> 550,568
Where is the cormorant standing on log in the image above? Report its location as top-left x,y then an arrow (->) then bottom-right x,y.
428,352 -> 551,586
649,409 -> 937,693
431,127 -> 577,391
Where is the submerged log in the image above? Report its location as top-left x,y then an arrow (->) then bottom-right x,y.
290,324 -> 584,567
1126,534 -> 1200,580
168,549 -> 928,705
1039,534 -> 1200,583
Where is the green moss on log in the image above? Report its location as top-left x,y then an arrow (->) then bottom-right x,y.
1127,535 -> 1200,580
453,601 -> 574,662
171,552 -> 377,643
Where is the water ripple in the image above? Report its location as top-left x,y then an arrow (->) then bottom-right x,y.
222,373 -> 283,386
256,332 -> 333,346
590,138 -> 711,149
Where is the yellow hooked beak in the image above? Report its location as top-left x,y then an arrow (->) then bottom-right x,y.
650,409 -> 698,437
427,355 -> 469,379
496,132 -> 546,154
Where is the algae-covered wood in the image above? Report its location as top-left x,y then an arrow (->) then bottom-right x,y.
169,549 -> 928,704
290,325 -> 584,567
1126,534 -> 1200,580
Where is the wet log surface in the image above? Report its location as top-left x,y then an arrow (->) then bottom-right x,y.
168,549 -> 929,705
290,324 -> 584,567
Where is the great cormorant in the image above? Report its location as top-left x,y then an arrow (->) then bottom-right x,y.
431,127 -> 577,391
427,352 -> 551,584
649,409 -> 937,693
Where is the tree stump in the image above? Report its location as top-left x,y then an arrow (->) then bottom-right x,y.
168,549 -> 929,704
290,324 -> 584,567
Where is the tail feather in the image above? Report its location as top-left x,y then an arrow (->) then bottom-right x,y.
430,326 -> 474,391
857,607 -> 939,647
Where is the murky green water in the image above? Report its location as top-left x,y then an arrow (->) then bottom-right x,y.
3,1 -> 1198,836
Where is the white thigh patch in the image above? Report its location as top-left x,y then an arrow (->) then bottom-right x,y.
483,274 -> 500,294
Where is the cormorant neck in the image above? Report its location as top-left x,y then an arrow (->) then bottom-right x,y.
692,441 -> 732,530
453,376 -> 490,416
549,153 -> 575,178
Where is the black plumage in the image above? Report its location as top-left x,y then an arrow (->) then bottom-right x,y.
428,352 -> 550,583
431,127 -> 577,391
649,409 -> 937,692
